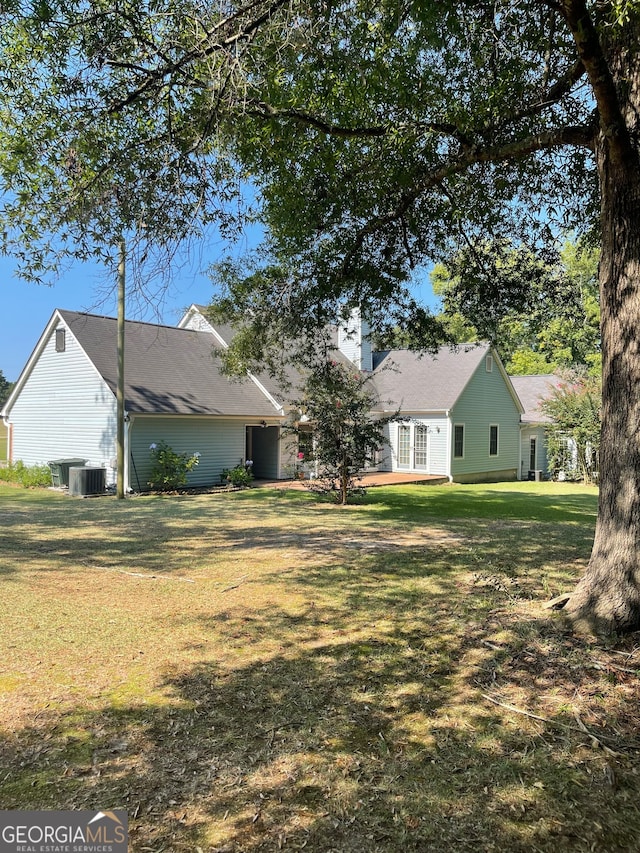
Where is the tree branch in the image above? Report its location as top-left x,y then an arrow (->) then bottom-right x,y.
340,124 -> 595,274
559,0 -> 634,165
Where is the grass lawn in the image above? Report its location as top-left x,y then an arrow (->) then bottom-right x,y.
1,480 -> 639,852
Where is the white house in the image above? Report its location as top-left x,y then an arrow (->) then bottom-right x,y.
2,305 -> 526,490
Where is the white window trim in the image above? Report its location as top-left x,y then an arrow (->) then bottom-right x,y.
489,424 -> 499,456
486,354 -> 493,372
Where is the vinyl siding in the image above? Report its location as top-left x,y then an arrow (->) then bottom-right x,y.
450,358 -> 520,480
520,426 -> 549,479
338,312 -> 373,371
8,321 -> 118,480
129,416 -> 248,489
385,415 -> 449,474
180,310 -> 215,334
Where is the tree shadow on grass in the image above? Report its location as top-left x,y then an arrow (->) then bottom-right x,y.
2,608 -> 639,853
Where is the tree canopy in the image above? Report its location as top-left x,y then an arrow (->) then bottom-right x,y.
2,1 -> 640,632
0,370 -> 13,407
430,238 -> 601,376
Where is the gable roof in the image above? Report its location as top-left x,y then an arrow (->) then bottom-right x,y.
371,343 -> 521,413
509,374 -> 560,424
4,310 -> 283,418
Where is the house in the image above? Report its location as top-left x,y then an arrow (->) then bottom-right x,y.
2,305 -> 525,490
509,374 -> 562,480
1,309 -> 289,490
372,344 -> 523,482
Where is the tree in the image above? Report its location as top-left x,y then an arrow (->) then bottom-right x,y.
430,238 -> 601,375
541,373 -> 602,485
1,2 -> 640,633
0,371 -> 13,408
288,359 -> 395,505
210,2 -> 639,635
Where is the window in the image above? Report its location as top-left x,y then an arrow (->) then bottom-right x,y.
485,354 -> 493,372
529,437 -> 537,470
489,425 -> 499,456
55,329 -> 66,352
397,425 -> 410,467
414,425 -> 429,469
454,424 -> 464,458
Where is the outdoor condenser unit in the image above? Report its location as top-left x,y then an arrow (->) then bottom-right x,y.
68,466 -> 106,497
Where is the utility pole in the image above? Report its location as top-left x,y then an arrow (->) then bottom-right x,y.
116,238 -> 126,499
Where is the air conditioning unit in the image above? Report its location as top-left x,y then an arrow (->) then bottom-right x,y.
68,466 -> 106,497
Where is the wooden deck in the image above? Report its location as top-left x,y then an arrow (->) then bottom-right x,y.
255,472 -> 448,490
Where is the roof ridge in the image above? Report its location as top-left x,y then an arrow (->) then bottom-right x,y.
58,309 -> 204,335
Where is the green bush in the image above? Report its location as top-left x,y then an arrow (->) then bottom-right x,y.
0,460 -> 52,488
221,465 -> 254,487
148,440 -> 200,491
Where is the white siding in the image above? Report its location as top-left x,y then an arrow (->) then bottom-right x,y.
129,416 -> 247,489
338,310 -> 373,371
180,310 -> 215,334
9,321 -> 118,482
519,426 -> 549,480
385,416 -> 449,474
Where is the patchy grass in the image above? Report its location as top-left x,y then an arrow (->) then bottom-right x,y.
1,480 -> 639,852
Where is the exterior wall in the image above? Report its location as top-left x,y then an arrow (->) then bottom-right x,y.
129,415 -> 251,489
450,357 -> 520,481
383,415 -> 450,475
338,310 -> 373,371
279,427 -> 305,479
180,310 -> 215,334
7,321 -> 118,482
519,425 -> 549,480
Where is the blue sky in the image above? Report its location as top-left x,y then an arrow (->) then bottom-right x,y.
1,243 -> 439,383
0,250 -> 223,382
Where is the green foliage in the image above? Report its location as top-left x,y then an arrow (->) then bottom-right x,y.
0,1 -> 607,346
289,359 -> 396,505
431,238 -> 600,374
0,370 -> 13,407
147,441 -> 200,491
221,464 -> 254,488
0,460 -> 52,488
540,373 -> 601,485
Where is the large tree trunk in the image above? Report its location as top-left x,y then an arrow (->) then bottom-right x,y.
564,16 -> 640,634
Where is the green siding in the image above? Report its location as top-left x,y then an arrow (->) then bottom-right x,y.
129,416 -> 247,490
450,357 -> 520,480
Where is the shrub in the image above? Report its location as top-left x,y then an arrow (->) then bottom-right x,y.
0,460 -> 52,488
148,441 -> 200,491
222,464 -> 254,488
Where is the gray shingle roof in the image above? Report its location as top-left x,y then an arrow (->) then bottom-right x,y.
60,311 -> 282,417
371,343 -> 493,412
509,374 -> 560,424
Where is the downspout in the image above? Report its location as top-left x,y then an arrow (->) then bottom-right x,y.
2,415 -> 12,464
445,410 -> 453,482
517,417 -> 523,481
124,413 -> 132,492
